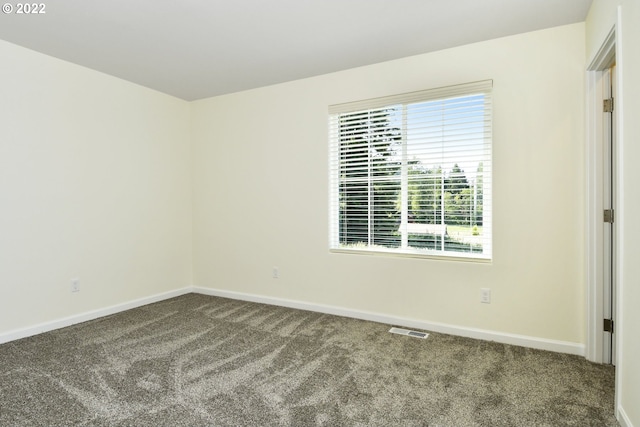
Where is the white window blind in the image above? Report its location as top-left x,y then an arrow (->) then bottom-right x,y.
329,80 -> 492,260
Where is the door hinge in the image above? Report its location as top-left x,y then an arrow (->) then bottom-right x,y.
604,209 -> 615,224
604,318 -> 614,333
603,98 -> 614,113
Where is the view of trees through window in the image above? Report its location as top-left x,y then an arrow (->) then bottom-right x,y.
336,94 -> 489,256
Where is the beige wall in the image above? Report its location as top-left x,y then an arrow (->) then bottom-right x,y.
0,40 -> 193,334
587,2 -> 640,425
192,24 -> 586,345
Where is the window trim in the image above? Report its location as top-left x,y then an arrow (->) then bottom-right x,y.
328,80 -> 493,261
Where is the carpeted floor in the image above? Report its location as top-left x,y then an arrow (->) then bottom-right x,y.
0,293 -> 618,426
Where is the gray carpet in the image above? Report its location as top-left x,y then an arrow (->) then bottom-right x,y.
0,293 -> 617,426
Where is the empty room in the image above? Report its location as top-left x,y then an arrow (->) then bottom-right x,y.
0,0 -> 639,426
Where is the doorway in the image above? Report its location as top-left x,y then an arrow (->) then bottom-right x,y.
602,64 -> 616,365
585,27 -> 617,366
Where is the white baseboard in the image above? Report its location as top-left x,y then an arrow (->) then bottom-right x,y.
0,287 -> 193,344
618,405 -> 634,427
193,287 -> 585,356
1,285 -> 585,357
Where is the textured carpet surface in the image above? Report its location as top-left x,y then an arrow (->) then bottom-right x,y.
0,293 -> 617,426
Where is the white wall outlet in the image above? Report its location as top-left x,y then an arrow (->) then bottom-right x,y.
272,267 -> 279,279
71,279 -> 80,293
480,288 -> 491,304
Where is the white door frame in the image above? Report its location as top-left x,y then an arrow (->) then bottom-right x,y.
585,26 -> 617,365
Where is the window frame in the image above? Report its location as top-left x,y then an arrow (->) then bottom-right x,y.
328,80 -> 493,262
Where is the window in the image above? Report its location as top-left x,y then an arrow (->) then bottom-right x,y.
329,80 -> 492,260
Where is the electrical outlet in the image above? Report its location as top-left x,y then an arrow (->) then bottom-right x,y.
480,288 -> 491,304
272,267 -> 279,279
71,279 -> 80,293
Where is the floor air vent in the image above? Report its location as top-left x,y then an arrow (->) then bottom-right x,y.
389,327 -> 429,339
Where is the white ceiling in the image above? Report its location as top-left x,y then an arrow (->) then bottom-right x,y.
0,0 -> 593,101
